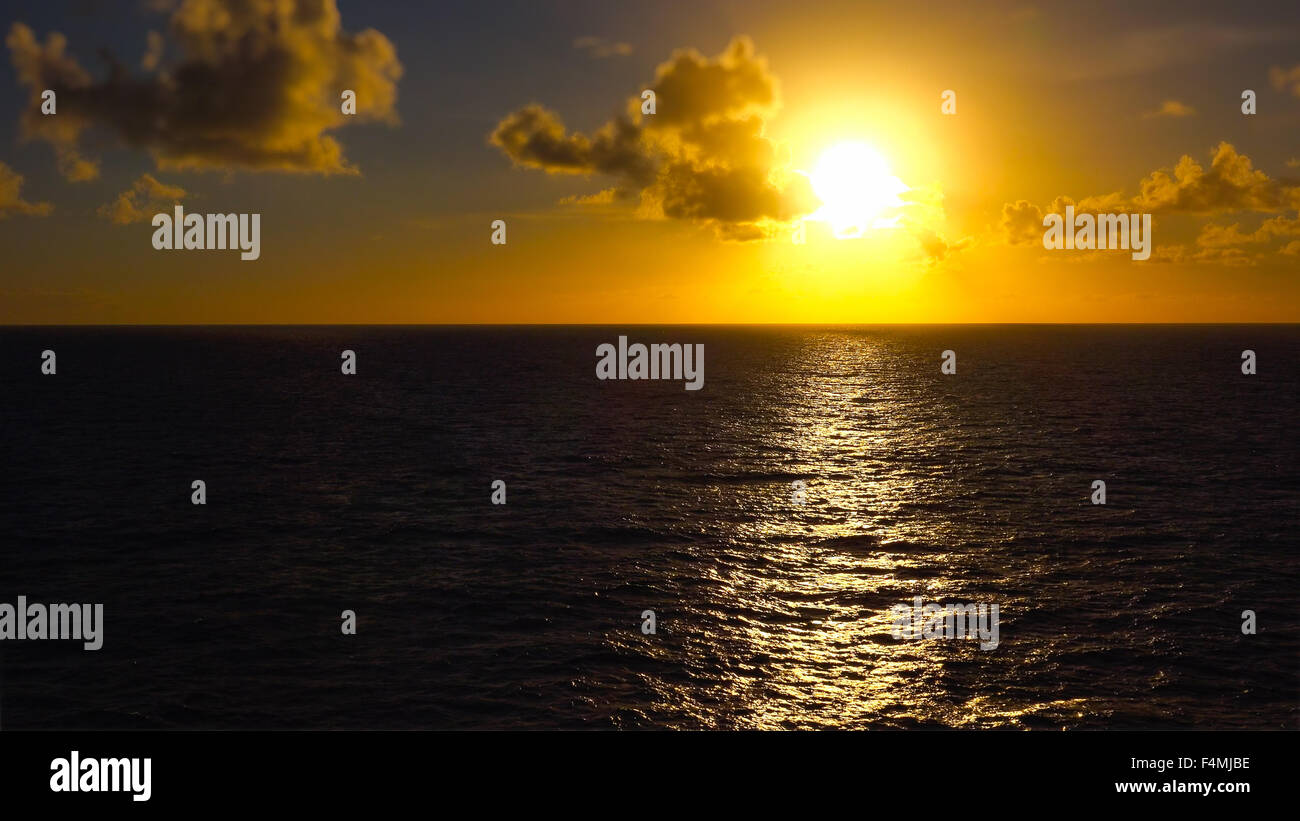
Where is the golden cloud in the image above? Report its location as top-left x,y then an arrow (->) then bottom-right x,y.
1003,143 -> 1300,261
0,161 -> 53,219
1270,63 -> 1300,97
1134,142 -> 1296,213
1144,100 -> 1196,118
97,173 -> 187,224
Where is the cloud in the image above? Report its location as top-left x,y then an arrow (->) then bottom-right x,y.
1004,143 -> 1300,239
999,191 -> 1130,246
97,173 -> 186,223
1002,143 -> 1300,262
1270,63 -> 1300,97
1000,199 -> 1044,246
573,36 -> 632,59
492,36 -> 966,257
643,37 -> 778,128
1195,214 -> 1300,246
1156,212 -> 1300,266
491,36 -> 816,240
0,161 -> 53,219
1144,100 -> 1195,118
1134,142 -> 1298,213
140,30 -> 163,71
559,187 -> 618,206
6,0 -> 402,178
895,183 -> 971,263
4,24 -> 99,180
913,227 -> 972,263
490,105 -> 655,182
1152,244 -> 1254,266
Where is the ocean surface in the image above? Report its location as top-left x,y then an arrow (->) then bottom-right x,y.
1,325 -> 1296,730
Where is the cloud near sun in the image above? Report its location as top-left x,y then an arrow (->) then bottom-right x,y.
491,36 -> 820,241
491,36 -> 965,258
5,0 -> 402,180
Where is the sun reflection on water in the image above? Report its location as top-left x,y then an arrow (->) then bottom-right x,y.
611,331 -> 1084,729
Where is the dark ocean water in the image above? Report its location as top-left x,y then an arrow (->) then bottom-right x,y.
1,325 -> 1296,730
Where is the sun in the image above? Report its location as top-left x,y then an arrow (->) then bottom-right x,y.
807,142 -> 909,239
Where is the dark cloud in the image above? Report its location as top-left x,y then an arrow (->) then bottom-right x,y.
6,0 -> 402,178
5,24 -> 98,180
643,37 -> 777,128
490,105 -> 654,184
490,36 -> 815,240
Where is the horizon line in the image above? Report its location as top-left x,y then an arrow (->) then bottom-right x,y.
2,322 -> 1298,328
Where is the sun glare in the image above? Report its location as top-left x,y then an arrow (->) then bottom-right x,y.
807,142 -> 909,239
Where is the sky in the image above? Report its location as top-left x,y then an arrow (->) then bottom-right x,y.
2,0 -> 1299,324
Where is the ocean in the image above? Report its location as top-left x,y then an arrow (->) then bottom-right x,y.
1,325 -> 1296,729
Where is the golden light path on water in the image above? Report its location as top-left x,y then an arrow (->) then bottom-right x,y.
606,330 -> 1091,729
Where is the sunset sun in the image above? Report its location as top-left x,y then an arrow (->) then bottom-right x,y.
807,141 -> 909,238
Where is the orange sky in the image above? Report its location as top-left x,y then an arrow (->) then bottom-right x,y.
2,0 -> 1299,323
